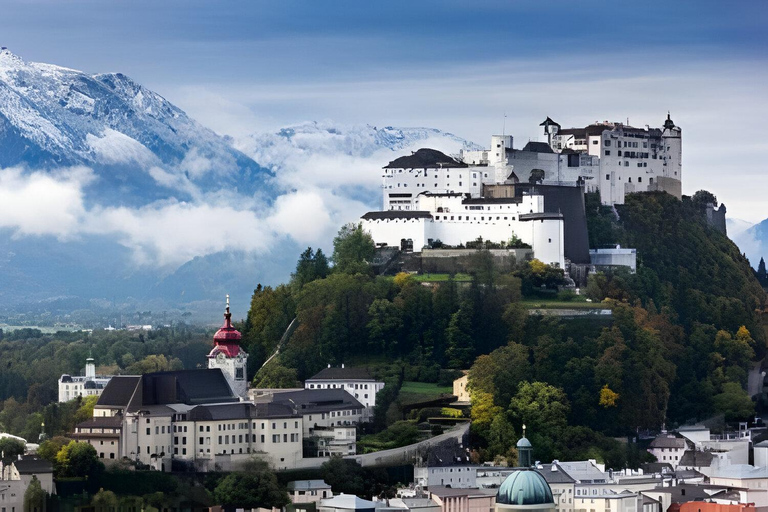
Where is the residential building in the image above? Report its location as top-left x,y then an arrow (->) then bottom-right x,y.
430,486 -> 498,512
319,494 -> 378,512
0,456 -> 55,512
305,366 -> 384,421
648,435 -> 689,469
453,373 -> 470,404
86,368 -> 303,471
288,480 -> 333,504
58,357 -> 114,403
72,415 -> 122,464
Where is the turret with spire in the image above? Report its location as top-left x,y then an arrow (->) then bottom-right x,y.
207,295 -> 249,399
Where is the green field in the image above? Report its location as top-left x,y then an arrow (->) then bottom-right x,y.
520,299 -> 607,309
400,381 -> 452,395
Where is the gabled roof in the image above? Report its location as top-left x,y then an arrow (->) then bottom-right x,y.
649,436 -> 687,449
557,461 -> 608,483
14,457 -> 53,474
186,402 -> 296,421
539,463 -> 577,484
307,367 -> 376,381
540,117 -> 561,128
270,389 -> 363,414
522,141 -> 554,154
321,493 -> 377,509
96,376 -> 141,407
384,149 -> 467,170
97,369 -> 238,411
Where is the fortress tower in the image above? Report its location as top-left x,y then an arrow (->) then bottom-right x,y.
207,295 -> 248,399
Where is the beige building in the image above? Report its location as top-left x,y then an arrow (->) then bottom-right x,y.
72,415 -> 122,464
453,373 -> 470,404
288,480 -> 333,504
86,369 -> 304,471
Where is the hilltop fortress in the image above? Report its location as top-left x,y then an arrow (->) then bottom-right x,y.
361,115 -> 682,270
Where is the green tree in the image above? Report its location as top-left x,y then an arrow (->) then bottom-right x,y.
23,475 -> 47,512
252,363 -> 301,388
758,258 -> 767,285
713,382 -> 754,421
37,437 -> 71,467
509,381 -> 570,435
321,457 -> 367,496
55,441 -> 103,479
332,223 -> 375,274
446,301 -> 475,368
0,437 -> 26,472
292,247 -> 330,288
91,489 -> 118,512
214,472 -> 288,510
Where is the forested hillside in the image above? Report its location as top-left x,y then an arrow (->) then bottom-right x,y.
242,191 -> 767,466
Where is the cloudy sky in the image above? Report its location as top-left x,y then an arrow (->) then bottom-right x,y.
1,0 -> 766,228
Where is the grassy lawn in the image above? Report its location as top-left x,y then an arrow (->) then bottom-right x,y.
400,381 -> 452,395
520,299 -> 607,309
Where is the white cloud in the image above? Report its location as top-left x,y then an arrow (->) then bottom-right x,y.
0,166 -> 93,238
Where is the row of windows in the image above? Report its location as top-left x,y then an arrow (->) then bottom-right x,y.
434,215 -> 517,222
391,169 -> 479,179
605,175 -> 652,183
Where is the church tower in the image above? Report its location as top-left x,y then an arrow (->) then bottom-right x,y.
207,295 -> 248,399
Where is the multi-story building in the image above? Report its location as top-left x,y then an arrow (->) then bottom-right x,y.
305,366 -> 384,421
266,388 -> 363,457
541,115 -> 682,206
647,435 -> 689,469
72,416 -> 122,464
87,368 -> 303,471
0,456 -> 55,511
58,357 -> 114,403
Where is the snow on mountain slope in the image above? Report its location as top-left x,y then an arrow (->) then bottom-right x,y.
0,50 -> 482,309
0,49 -> 270,201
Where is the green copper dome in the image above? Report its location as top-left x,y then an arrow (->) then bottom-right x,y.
496,469 -> 554,506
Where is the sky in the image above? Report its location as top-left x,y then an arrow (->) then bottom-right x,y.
0,0 -> 766,228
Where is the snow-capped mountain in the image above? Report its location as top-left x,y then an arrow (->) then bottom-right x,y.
0,52 -> 480,313
0,48 -> 271,204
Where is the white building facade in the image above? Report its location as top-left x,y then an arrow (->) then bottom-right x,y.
305,366 -> 384,422
58,357 -> 113,403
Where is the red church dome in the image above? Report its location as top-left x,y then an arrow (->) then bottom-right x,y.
209,295 -> 243,358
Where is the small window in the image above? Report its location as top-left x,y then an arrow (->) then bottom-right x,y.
592,140 -> 598,144
604,140 -> 611,147
605,174 -> 610,180
604,150 -> 610,156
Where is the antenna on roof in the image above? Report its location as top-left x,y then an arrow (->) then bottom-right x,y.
502,112 -> 507,137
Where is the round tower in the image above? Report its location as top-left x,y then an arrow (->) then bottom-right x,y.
517,424 -> 533,467
207,295 -> 248,399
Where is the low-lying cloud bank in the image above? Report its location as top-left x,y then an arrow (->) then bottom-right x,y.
0,124 -> 468,270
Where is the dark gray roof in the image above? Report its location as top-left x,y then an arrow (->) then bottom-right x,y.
75,416 -> 122,430
540,463 -> 577,484
187,402 -> 296,421
422,438 -> 472,467
679,450 -> 714,468
520,212 -> 564,221
135,369 -> 238,408
96,376 -> 141,407
522,141 -> 554,154
462,197 -> 522,205
270,389 -> 363,414
362,211 -> 432,221
98,370 -> 239,411
649,436 -> 687,449
640,462 -> 674,474
540,117 -> 561,128
307,367 -> 375,381
14,457 -> 53,474
384,149 -> 467,170
666,484 -> 736,505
